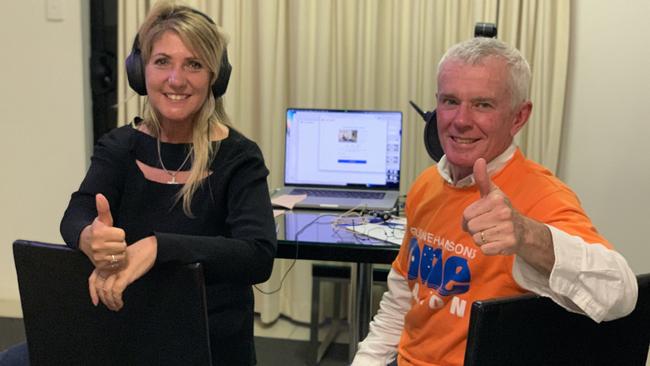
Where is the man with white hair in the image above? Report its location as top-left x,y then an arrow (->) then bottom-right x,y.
352,37 -> 638,366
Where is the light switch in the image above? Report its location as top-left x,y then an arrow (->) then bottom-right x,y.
46,0 -> 65,21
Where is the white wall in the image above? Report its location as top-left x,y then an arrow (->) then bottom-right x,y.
560,0 -> 650,275
0,0 -> 91,316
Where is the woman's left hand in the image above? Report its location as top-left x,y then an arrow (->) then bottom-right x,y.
88,236 -> 158,311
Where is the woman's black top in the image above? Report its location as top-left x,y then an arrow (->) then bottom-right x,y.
60,123 -> 277,365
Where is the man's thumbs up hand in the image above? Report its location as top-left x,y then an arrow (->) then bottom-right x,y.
473,158 -> 498,198
462,158 -> 522,256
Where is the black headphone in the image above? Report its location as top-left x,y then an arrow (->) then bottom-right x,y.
407,22 -> 498,163
124,8 -> 232,98
409,101 -> 444,162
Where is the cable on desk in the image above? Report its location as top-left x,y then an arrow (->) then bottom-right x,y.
330,204 -> 405,245
255,205 -> 403,295
254,213 -> 339,295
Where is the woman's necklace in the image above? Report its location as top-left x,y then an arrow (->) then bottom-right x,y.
156,137 -> 193,184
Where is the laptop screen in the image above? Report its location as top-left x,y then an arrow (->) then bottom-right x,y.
284,108 -> 402,189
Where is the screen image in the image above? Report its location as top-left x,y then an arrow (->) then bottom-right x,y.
284,109 -> 402,189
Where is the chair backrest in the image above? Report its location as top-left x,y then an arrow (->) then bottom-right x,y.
464,273 -> 650,366
13,239 -> 212,366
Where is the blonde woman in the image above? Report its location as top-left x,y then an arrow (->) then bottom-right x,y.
59,3 -> 275,365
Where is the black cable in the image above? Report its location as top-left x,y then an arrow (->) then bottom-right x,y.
254,213 -> 339,295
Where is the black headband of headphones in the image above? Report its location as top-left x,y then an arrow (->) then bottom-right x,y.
124,7 -> 232,97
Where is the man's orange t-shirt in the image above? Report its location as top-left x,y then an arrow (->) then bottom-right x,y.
392,149 -> 611,366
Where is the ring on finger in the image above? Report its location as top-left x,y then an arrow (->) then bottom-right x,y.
480,231 -> 487,244
110,254 -> 118,264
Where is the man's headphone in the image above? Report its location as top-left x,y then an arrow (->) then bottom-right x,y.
408,22 -> 498,162
409,102 -> 443,162
124,8 -> 232,98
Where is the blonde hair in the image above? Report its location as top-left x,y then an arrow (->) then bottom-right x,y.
137,1 -> 230,216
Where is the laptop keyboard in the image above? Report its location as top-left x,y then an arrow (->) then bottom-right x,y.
290,188 -> 385,199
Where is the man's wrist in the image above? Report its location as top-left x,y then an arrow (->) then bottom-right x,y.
518,217 -> 554,275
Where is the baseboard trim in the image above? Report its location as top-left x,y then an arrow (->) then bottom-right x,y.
0,298 -> 22,318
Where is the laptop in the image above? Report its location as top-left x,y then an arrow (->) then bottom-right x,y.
13,239 -> 212,366
272,108 -> 402,211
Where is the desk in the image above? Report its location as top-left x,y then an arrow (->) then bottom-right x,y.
275,211 -> 400,359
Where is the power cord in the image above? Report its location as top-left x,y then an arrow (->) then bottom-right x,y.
254,213 -> 339,295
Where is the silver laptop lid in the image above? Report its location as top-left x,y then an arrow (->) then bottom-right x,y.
284,108 -> 402,190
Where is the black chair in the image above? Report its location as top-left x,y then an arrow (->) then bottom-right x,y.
464,273 -> 650,366
13,239 -> 212,366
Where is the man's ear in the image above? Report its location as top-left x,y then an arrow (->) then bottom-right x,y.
510,101 -> 533,136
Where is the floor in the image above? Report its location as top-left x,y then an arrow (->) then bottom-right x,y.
254,314 -> 348,345
0,318 -> 25,352
254,315 -> 350,366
